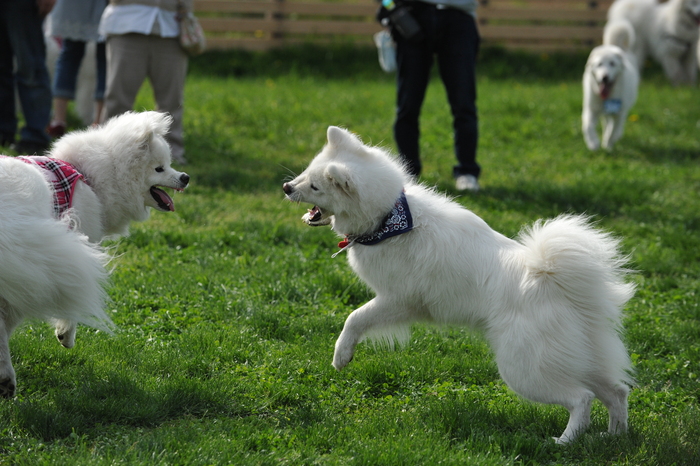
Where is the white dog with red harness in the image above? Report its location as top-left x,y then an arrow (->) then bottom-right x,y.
0,111 -> 189,398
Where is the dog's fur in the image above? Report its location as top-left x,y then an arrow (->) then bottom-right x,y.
284,126 -> 635,444
0,111 -> 189,397
582,20 -> 640,150
608,0 -> 700,85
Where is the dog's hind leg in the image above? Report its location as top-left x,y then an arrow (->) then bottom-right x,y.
54,319 -> 77,349
594,382 -> 629,435
0,311 -> 19,398
554,389 -> 595,445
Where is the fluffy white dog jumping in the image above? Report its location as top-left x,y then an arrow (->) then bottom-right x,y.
0,111 -> 189,397
608,0 -> 700,85
582,20 -> 640,150
283,127 -> 636,444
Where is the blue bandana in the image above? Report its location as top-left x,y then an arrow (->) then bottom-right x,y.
335,190 -> 413,255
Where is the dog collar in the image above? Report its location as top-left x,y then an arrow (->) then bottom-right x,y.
334,190 -> 413,257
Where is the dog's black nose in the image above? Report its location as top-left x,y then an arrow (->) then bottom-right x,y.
282,182 -> 293,195
180,173 -> 190,186
601,75 -> 609,84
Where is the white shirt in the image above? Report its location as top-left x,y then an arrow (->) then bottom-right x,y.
99,4 -> 179,37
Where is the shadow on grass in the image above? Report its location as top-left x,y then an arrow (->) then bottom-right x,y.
12,370 -> 242,441
438,176 -> 658,222
625,144 -> 700,164
425,394 -> 699,465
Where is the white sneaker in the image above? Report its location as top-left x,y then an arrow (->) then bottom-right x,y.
455,174 -> 479,192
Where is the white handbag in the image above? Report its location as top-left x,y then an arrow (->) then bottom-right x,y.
177,1 -> 206,56
374,30 -> 397,73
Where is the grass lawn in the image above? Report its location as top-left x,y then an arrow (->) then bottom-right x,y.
0,46 -> 698,465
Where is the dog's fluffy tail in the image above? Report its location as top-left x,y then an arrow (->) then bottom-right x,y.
0,159 -> 113,332
603,19 -> 635,51
517,214 -> 635,384
518,214 -> 635,319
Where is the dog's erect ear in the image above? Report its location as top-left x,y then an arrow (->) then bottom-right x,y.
327,126 -> 362,149
137,130 -> 155,152
142,112 -> 172,149
325,162 -> 355,195
134,111 -> 172,152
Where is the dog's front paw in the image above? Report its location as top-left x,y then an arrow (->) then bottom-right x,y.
54,320 -> 77,349
586,140 -> 601,151
332,341 -> 355,371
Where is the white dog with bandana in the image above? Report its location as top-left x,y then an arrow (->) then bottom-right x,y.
582,19 -> 639,150
283,126 -> 636,444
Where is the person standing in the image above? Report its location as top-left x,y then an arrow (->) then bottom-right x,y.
382,0 -> 481,192
46,0 -> 108,138
99,0 -> 189,164
0,0 -> 55,154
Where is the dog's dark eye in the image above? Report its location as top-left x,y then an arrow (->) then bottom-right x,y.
311,184 -> 319,191
155,166 -> 165,173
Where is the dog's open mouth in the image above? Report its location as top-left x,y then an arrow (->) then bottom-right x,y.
302,205 -> 331,226
150,186 -> 184,212
599,80 -> 614,99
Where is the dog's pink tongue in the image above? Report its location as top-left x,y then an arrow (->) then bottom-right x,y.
150,187 -> 175,211
600,83 -> 612,99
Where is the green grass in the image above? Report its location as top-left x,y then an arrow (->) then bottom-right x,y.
1,46 -> 698,465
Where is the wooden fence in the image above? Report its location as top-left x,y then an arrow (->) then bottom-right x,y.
193,0 -> 614,52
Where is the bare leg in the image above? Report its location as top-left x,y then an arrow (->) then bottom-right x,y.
92,99 -> 104,126
50,97 -> 70,126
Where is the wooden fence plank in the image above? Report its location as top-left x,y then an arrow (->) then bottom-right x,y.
194,0 -> 610,52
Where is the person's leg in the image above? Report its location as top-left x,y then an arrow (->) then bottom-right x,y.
435,10 -> 480,180
102,34 -> 149,121
50,39 -> 87,135
0,9 -> 18,145
5,0 -> 52,149
52,39 -> 86,103
147,36 -> 188,163
393,3 -> 437,177
92,41 -> 106,125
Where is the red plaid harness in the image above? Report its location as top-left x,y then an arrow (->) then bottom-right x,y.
12,156 -> 85,218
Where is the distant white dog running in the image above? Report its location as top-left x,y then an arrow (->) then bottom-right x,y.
283,126 -> 636,444
0,111 -> 190,397
608,0 -> 700,85
582,20 -> 640,150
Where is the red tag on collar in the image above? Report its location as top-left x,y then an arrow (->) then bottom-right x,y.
338,239 -> 350,249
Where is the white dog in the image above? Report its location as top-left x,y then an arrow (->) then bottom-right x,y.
608,0 -> 700,85
283,126 -> 636,444
0,111 -> 189,397
582,20 -> 640,150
